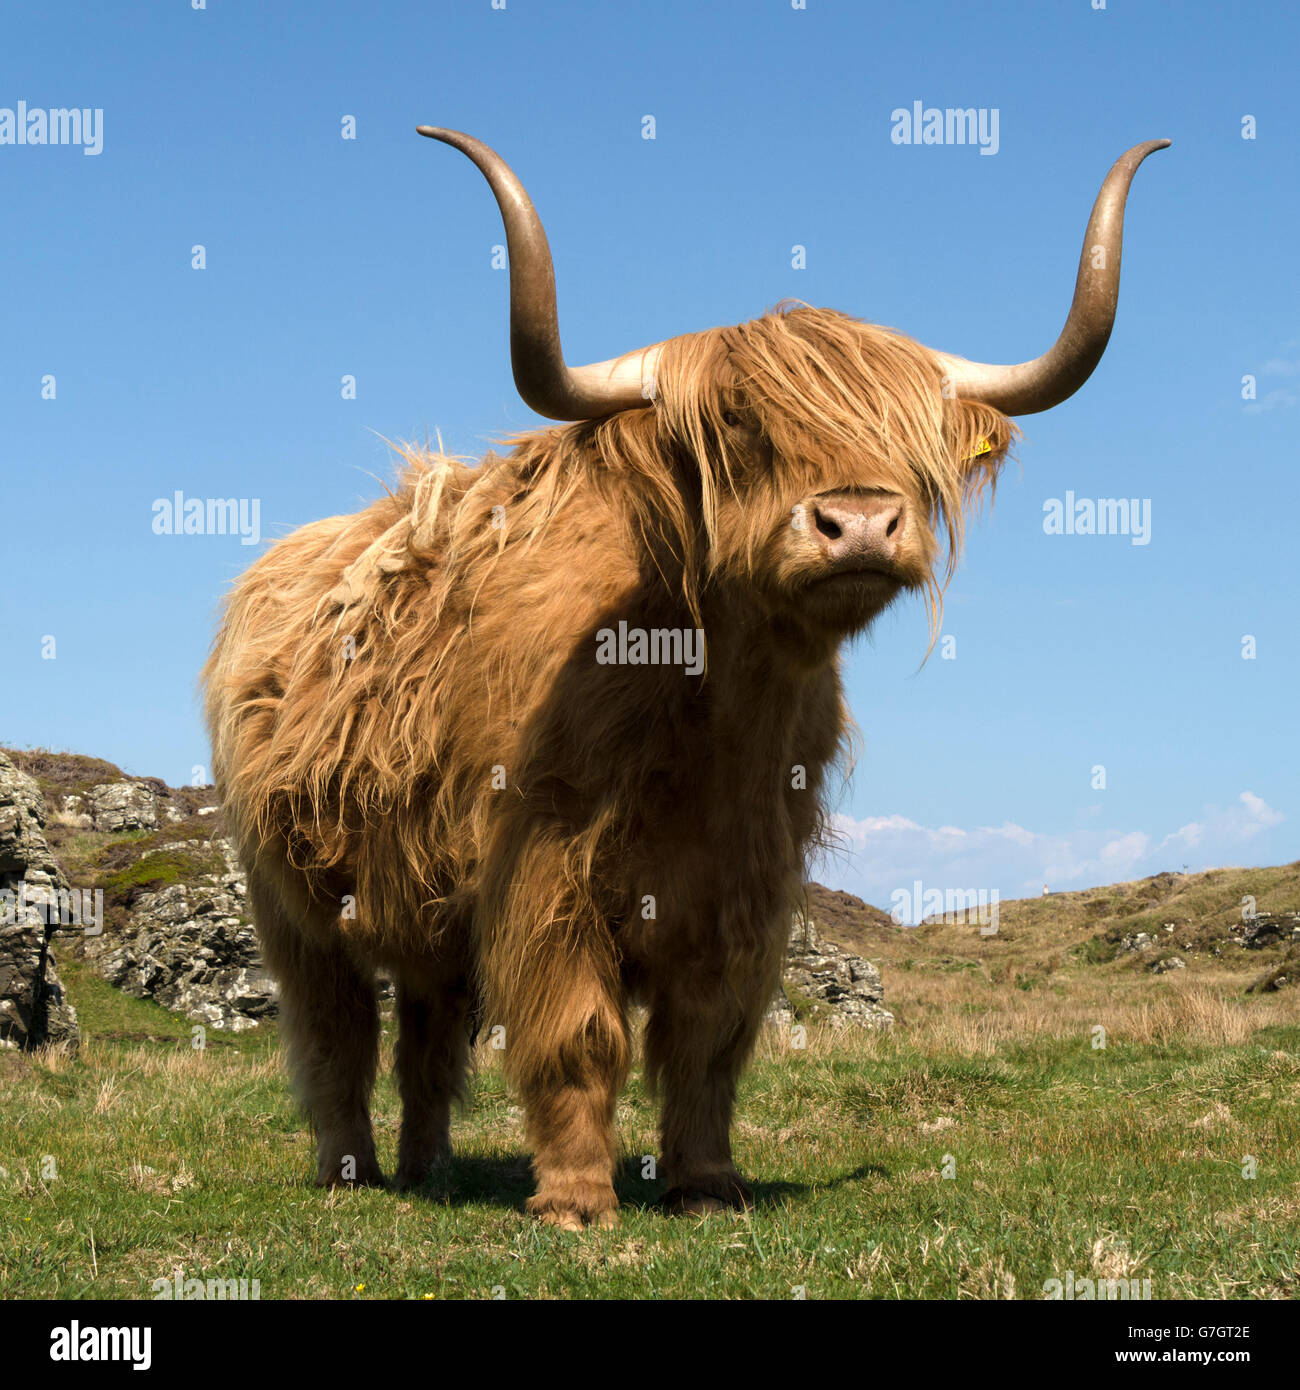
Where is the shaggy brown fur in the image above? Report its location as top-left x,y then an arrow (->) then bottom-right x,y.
202,305 -> 1015,1226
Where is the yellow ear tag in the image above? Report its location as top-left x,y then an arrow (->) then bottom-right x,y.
967,437 -> 992,460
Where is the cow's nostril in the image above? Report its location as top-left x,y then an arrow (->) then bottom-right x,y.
814,508 -> 842,541
885,512 -> 899,539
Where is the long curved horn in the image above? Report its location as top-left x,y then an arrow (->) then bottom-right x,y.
418,126 -> 660,420
934,139 -> 1170,415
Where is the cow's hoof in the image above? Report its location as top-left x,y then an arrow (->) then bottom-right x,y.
393,1151 -> 451,1191
662,1173 -> 754,1216
527,1181 -> 619,1230
317,1170 -> 385,1190
316,1153 -> 385,1189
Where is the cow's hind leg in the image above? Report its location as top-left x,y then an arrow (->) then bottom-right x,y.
392,960 -> 474,1189
250,871 -> 382,1188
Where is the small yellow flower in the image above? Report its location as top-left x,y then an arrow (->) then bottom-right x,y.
355,1283 -> 365,1293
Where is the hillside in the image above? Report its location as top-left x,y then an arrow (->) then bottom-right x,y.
811,865 -> 1300,989
802,870 -> 1300,1073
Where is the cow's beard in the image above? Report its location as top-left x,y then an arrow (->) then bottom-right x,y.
799,568 -> 906,630
745,568 -> 914,667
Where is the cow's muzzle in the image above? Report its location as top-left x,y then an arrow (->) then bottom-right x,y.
805,490 -> 909,579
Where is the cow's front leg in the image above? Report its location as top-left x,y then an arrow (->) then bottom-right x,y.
481,847 -> 629,1230
644,930 -> 785,1214
517,1002 -> 626,1231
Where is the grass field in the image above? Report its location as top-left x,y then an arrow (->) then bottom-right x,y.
3,928 -> 1299,1301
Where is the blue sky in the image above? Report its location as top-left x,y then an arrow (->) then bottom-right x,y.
2,1 -> 1296,915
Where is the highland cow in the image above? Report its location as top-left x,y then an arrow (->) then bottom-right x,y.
202,129 -> 1167,1228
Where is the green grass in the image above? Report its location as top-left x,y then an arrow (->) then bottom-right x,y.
96,846 -> 226,900
3,959 -> 1299,1300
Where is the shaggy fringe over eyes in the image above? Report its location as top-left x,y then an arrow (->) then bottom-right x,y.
647,304 -> 1018,637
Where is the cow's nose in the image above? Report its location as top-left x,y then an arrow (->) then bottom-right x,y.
810,492 -> 906,571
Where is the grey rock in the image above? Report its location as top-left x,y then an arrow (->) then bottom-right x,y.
768,912 -> 893,1029
84,781 -> 158,833
1117,932 -> 1154,955
1241,913 -> 1300,950
0,753 -> 79,1050
85,849 -> 277,1032
1150,955 -> 1186,974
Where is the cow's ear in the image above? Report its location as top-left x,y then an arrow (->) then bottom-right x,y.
949,398 -> 1017,475
945,397 -> 1017,517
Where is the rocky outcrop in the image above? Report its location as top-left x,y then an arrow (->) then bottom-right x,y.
1115,912 -> 1300,966
769,912 -> 893,1028
81,781 -> 159,832
82,836 -> 276,1032
0,753 -> 79,1050
1240,913 -> 1300,950
61,779 -> 192,832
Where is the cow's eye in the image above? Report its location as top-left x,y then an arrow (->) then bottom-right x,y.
722,410 -> 742,428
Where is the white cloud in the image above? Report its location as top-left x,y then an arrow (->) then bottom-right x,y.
1160,791 -> 1283,854
1245,354 -> 1300,411
1160,821 -> 1204,854
1100,831 -> 1150,864
821,793 -> 1286,920
1238,790 -> 1284,830
1244,386 -> 1299,414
